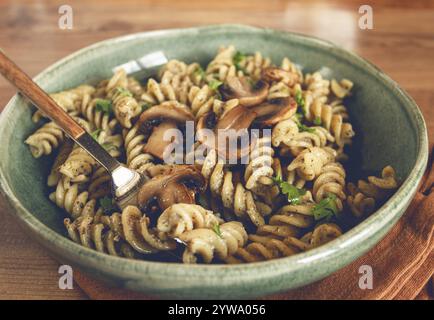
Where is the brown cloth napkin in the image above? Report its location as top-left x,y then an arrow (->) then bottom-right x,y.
73,149 -> 434,300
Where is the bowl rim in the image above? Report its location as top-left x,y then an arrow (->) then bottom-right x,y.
0,24 -> 428,284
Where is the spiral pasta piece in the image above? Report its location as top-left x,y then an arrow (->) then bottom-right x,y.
141,78 -> 183,105
228,220 -> 340,264
80,98 -> 118,134
347,165 -> 398,216
123,124 -> 156,175
111,88 -> 141,129
50,179 -> 98,219
95,130 -> 123,158
238,51 -> 271,80
121,206 -> 176,253
244,136 -> 275,190
160,59 -> 204,88
59,147 -> 96,183
32,85 -> 96,123
287,146 -> 336,181
201,149 -> 272,226
330,79 -> 353,99
272,118 -> 334,156
180,221 -> 248,263
305,223 -> 343,248
256,202 -> 315,240
106,69 -> 128,97
47,140 -> 74,187
127,77 -> 145,100
64,212 -> 135,258
346,182 -> 376,218
312,162 -> 346,211
25,122 -> 64,158
187,85 -> 216,118
304,72 -> 330,99
157,203 -> 222,238
206,45 -> 242,82
88,166 -> 111,200
227,235 -> 302,263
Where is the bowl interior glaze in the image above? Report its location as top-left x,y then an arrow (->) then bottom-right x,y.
0,25 -> 428,299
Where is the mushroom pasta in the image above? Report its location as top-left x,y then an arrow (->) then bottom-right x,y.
25,46 -> 400,264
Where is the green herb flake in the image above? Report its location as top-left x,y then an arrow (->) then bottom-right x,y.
294,90 -> 306,115
295,112 -> 304,122
212,223 -> 222,238
208,79 -> 223,91
194,66 -> 206,79
95,99 -> 113,115
99,196 -> 116,214
233,51 -> 246,71
297,122 -> 316,133
115,87 -> 132,97
312,193 -> 339,221
313,116 -> 322,126
90,129 -> 102,141
272,175 -> 307,205
101,143 -> 116,152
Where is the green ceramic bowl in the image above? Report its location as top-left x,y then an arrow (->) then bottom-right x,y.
0,25 -> 428,299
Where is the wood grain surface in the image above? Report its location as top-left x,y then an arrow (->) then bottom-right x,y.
0,0 -> 433,300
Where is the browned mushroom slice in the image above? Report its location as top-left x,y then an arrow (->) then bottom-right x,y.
219,76 -> 269,107
251,97 -> 297,126
262,67 -> 300,87
138,166 -> 206,213
143,121 -> 179,159
138,101 -> 194,160
197,105 -> 257,160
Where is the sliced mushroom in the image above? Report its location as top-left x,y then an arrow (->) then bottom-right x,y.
251,97 -> 297,126
219,76 -> 269,107
262,67 -> 300,87
138,166 -> 206,213
138,101 -> 194,160
197,104 -> 257,160
143,121 -> 179,160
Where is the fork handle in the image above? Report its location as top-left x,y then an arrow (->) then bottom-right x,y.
0,49 -> 120,173
0,49 -> 85,139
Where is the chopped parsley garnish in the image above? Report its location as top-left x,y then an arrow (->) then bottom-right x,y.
294,90 -> 306,115
312,193 -> 339,221
297,122 -> 316,133
99,196 -> 116,214
313,116 -> 322,126
194,66 -> 206,79
208,79 -> 223,91
101,142 -> 116,152
212,223 -> 222,238
91,129 -> 115,152
272,174 -> 307,205
90,129 -> 101,141
295,112 -> 304,122
233,51 -> 246,71
115,87 -> 132,97
95,99 -> 113,115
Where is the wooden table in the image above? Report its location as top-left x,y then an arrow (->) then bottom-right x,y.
0,0 -> 432,300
